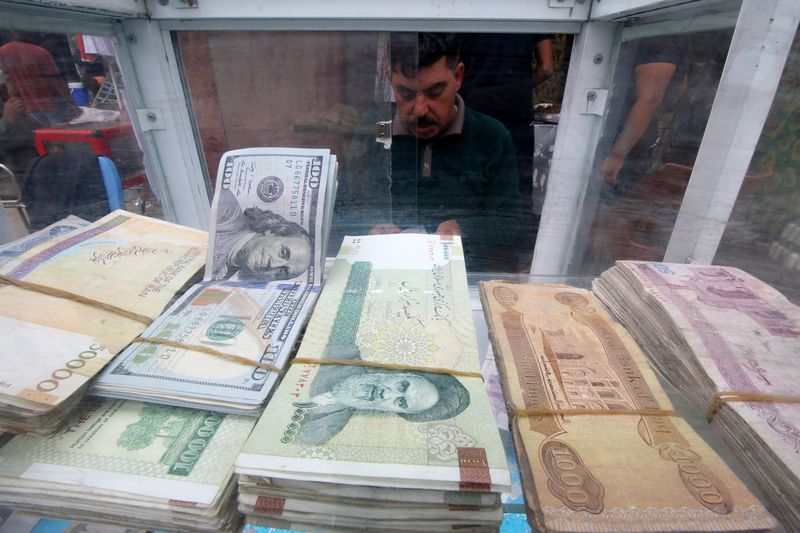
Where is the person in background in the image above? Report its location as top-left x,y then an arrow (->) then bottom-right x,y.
0,69 -> 43,178
598,34 -> 691,194
459,33 -> 555,269
0,31 -> 79,127
334,32 -> 523,272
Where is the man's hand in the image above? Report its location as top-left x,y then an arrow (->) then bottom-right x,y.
435,219 -> 461,236
2,98 -> 26,122
369,223 -> 402,235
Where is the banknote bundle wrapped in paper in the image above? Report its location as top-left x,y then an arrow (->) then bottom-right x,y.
92,148 -> 337,415
0,212 -> 208,436
479,280 -> 776,532
594,261 -> 800,530
0,397 -> 256,532
235,234 -> 510,531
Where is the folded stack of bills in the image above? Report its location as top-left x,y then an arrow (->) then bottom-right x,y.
593,261 -> 800,529
479,280 -> 776,532
0,398 -> 256,532
92,148 -> 337,416
235,234 -> 510,531
0,211 -> 208,436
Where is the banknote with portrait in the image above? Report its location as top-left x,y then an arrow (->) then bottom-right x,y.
92,148 -> 338,414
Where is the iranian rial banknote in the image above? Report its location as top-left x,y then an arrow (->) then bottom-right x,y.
479,280 -> 776,533
0,215 -> 89,267
92,148 -> 336,414
236,234 -> 510,493
0,211 -> 207,434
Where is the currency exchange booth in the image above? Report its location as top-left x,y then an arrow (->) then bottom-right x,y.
0,0 -> 798,530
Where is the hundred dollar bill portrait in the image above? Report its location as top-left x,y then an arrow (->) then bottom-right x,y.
211,189 -> 312,282
295,345 -> 471,445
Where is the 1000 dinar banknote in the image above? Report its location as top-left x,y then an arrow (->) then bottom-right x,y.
479,281 -> 776,532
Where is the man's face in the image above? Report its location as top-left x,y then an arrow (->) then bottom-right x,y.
233,231 -> 311,281
332,371 -> 439,414
391,56 -> 464,140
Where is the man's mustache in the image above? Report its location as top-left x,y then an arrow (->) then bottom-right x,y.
408,115 -> 437,127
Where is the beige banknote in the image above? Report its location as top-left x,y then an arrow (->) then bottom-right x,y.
479,281 -> 776,532
0,211 -> 207,431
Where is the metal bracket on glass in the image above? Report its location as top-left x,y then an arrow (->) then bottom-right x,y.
581,89 -> 608,116
376,121 -> 392,150
548,0 -> 575,7
136,108 -> 166,132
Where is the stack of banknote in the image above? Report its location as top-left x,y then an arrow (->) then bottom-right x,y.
92,148 -> 338,415
234,234 -> 510,531
593,261 -> 800,529
0,211 -> 208,436
479,280 -> 777,532
0,397 -> 255,532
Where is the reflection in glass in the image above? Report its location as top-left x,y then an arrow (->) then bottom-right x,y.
577,29 -> 734,276
716,29 -> 800,303
335,33 -> 532,272
0,30 -> 152,237
177,31 -> 570,273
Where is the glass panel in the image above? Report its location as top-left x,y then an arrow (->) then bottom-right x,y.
715,28 -> 800,304
574,27 -> 735,276
0,29 -> 156,237
177,30 -> 392,256
177,31 -> 570,273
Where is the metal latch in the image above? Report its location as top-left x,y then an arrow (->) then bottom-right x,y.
376,121 -> 392,150
581,89 -> 608,116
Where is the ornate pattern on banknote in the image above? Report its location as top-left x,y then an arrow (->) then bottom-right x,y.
542,504 -> 779,530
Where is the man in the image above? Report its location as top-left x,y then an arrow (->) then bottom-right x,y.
210,188 -> 312,282
333,33 -> 523,271
294,344 -> 471,445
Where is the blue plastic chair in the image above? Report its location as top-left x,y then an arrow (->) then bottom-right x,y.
97,156 -> 125,211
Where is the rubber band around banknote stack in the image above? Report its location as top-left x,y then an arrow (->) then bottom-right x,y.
290,357 -> 485,380
0,274 -> 284,374
508,405 -> 678,425
0,274 -> 154,325
706,392 -> 800,422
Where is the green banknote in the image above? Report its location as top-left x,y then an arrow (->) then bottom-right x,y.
0,398 -> 256,507
236,234 -> 509,492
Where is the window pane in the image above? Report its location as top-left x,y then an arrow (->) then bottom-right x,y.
177,31 -> 570,273
0,29 -> 156,237
714,28 -> 800,303
574,28 -> 734,276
